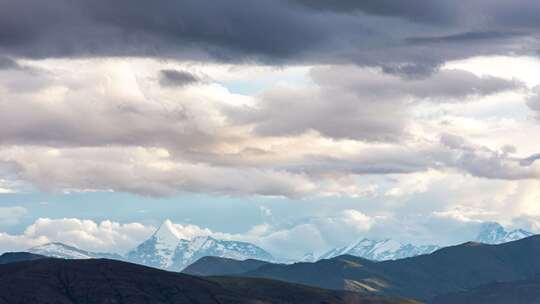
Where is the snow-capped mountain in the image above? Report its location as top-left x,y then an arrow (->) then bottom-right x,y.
313,222 -> 535,262
126,220 -> 273,271
126,219 -> 183,269
299,252 -> 317,263
475,222 -> 533,244
318,238 -> 440,261
28,242 -> 123,260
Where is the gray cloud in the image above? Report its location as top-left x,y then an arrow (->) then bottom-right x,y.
406,31 -> 525,45
159,69 -> 200,87
527,86 -> 540,120
520,154 -> 540,166
0,57 -> 19,69
290,0 -> 459,25
226,66 -> 522,141
440,133 -> 540,180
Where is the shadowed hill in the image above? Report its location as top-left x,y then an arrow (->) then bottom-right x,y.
0,252 -> 46,264
0,258 -> 416,304
432,276 -> 540,304
183,256 -> 270,276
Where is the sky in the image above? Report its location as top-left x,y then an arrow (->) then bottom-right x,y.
1,0 -> 540,259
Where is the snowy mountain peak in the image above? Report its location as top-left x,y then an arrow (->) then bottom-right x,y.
126,221 -> 274,271
154,219 -> 183,245
318,238 -> 439,261
476,222 -> 533,244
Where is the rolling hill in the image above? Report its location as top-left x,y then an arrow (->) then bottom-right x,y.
432,276 -> 540,304
0,257 -> 416,304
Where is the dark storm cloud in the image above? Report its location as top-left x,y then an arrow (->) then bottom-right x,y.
290,0 -> 459,25
0,0 -> 539,70
0,0 -> 349,62
159,70 -> 200,87
406,31 -> 525,45
0,57 -> 18,69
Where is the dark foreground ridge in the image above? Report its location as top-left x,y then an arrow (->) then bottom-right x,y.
183,256 -> 271,276
0,252 -> 46,264
0,257 -> 416,304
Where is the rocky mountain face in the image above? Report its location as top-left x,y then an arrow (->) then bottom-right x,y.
126,219 -> 273,271
0,258 -> 416,304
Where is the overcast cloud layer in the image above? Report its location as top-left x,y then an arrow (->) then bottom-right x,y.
1,0 -> 540,255
1,0 -> 540,72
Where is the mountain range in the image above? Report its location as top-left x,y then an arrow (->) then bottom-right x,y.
6,233 -> 540,303
186,235 -> 540,302
305,221 -> 532,262
23,220 -> 535,272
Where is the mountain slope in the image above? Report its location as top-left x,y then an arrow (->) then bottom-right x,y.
243,235 -> 540,301
28,242 -> 124,260
183,256 -> 271,276
432,276 -> 540,304
0,258 -> 416,304
0,252 -> 46,264
127,220 -> 273,271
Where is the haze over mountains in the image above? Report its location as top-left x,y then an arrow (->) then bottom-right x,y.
24,219 -> 535,272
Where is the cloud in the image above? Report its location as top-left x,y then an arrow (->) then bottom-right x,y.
1,0 -> 540,72
406,31 -> 525,45
440,133 -> 540,180
237,209 -> 375,257
0,212 -> 372,258
527,86 -> 540,120
290,0 -> 458,25
0,146 -> 320,198
228,66 -> 521,141
0,59 -> 535,198
0,218 -> 155,254
0,57 -> 20,70
159,69 -> 201,87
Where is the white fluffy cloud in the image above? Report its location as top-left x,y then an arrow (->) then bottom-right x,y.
0,57 -> 537,200
0,218 -> 155,254
0,212 -> 374,258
